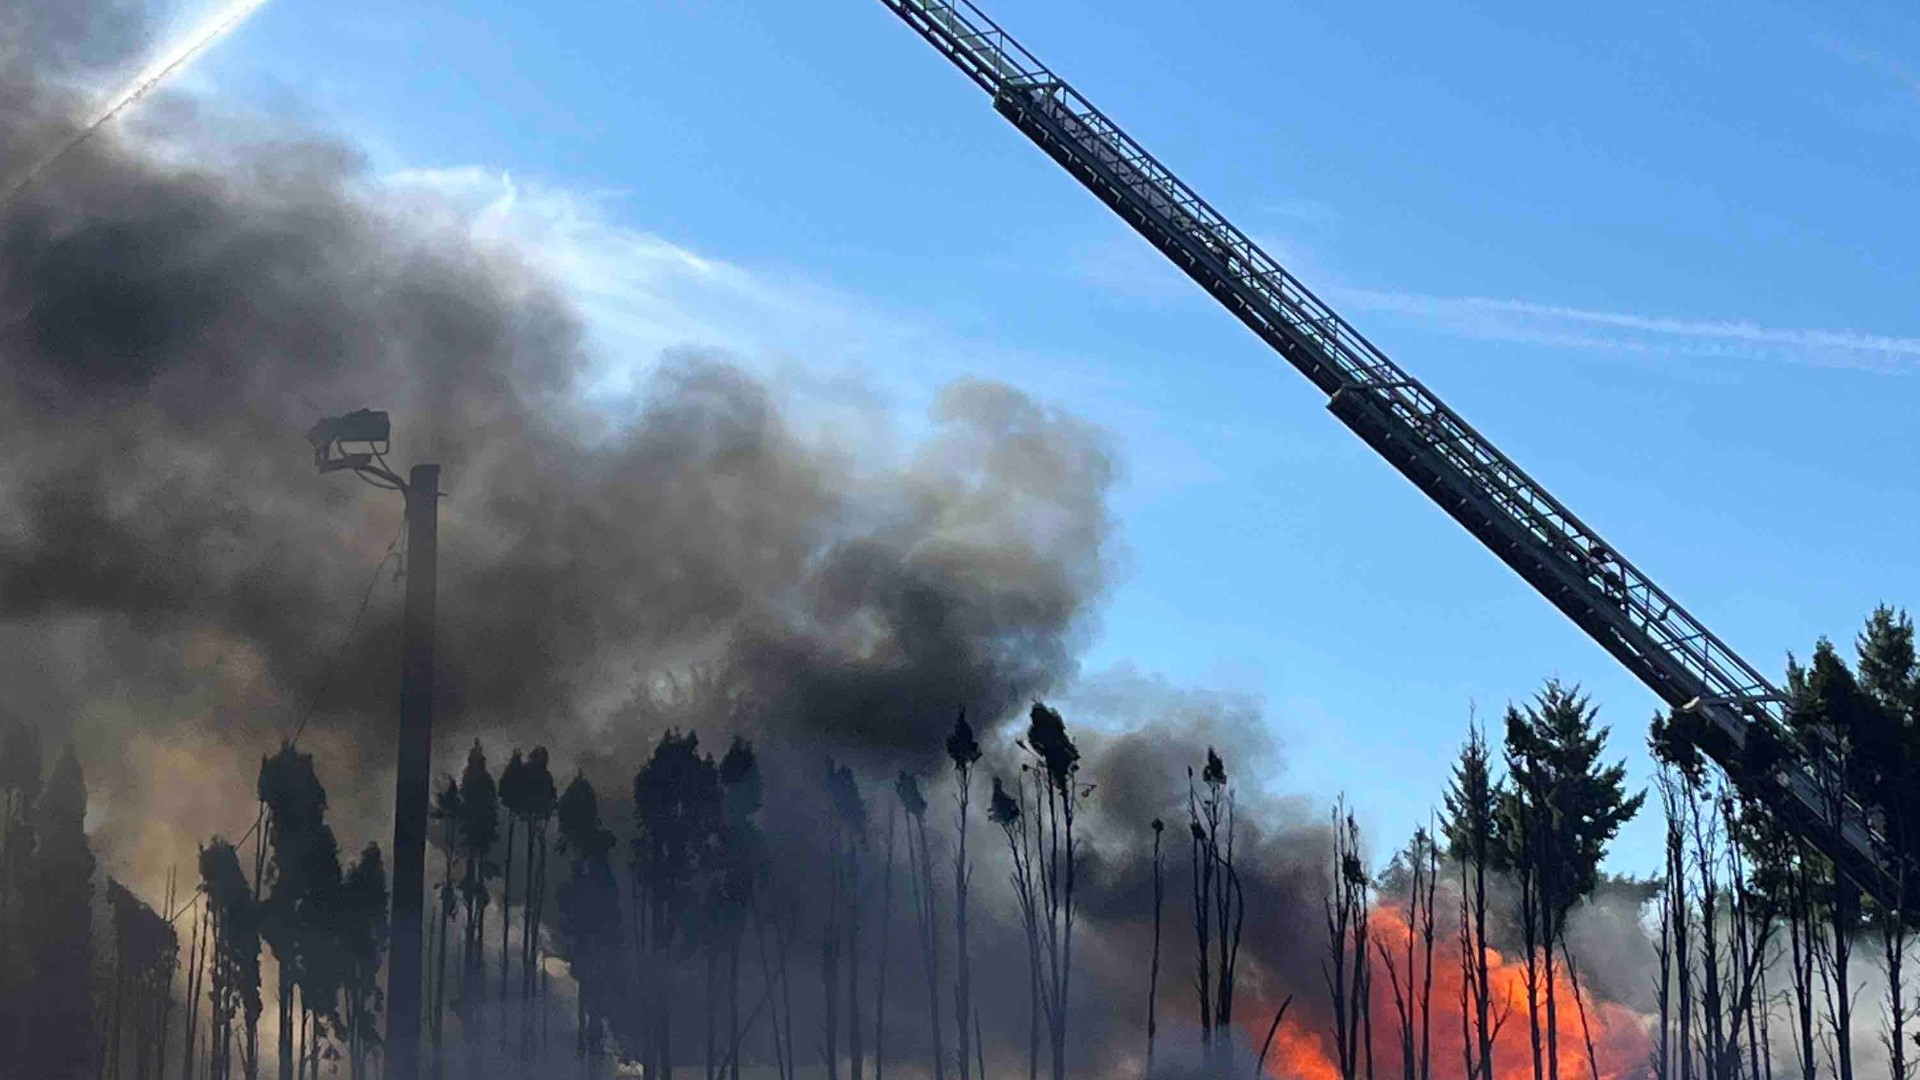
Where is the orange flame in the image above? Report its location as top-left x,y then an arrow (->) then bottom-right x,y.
1258,904 -> 1650,1080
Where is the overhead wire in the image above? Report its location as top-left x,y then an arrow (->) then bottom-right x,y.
167,514 -> 405,924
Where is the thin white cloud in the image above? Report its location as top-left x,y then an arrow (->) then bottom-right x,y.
380,166 -> 927,392
1327,286 -> 1920,373
1817,33 -> 1920,102
369,166 -> 1228,488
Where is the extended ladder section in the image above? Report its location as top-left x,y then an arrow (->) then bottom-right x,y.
878,0 -> 1894,906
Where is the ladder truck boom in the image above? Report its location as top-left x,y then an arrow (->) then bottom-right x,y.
875,0 -> 1893,907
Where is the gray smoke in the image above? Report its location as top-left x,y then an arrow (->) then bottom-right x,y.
0,0 -> 1121,850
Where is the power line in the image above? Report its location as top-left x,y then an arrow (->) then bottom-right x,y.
167,518 -> 404,925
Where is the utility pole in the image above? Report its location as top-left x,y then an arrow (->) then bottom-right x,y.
308,411 -> 438,1080
390,462 -> 438,1080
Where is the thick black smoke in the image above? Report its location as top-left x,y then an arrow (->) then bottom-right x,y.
0,4 -> 1367,1078
0,0 -> 1118,836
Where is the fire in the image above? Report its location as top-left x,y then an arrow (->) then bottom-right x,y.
1258,905 -> 1650,1080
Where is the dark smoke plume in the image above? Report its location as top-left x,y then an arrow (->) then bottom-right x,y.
0,0 -> 1125,861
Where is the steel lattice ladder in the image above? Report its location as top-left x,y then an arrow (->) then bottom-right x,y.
877,0 -> 1897,912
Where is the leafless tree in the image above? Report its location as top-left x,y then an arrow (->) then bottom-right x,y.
1147,817 -> 1164,1077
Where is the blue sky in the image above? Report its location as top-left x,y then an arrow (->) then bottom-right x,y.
153,0 -> 1920,874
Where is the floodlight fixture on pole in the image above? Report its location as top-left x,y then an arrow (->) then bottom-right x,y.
309,408 -> 436,1080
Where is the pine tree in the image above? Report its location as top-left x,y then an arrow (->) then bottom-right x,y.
556,773 -> 622,1069
259,742 -> 343,1080
516,746 -> 558,1055
1856,607 -> 1917,1080
1441,718 -> 1502,1080
1500,682 -> 1644,1080
498,748 -> 528,1007
633,730 -> 722,1079
717,737 -> 763,1080
457,738 -> 500,1049
340,843 -> 390,1080
200,837 -> 263,1080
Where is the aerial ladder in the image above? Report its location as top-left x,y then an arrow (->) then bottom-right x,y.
873,0 -> 1901,912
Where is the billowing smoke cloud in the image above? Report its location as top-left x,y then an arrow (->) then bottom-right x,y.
1,0 -> 1122,856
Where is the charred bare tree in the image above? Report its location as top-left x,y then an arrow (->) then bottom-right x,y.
719,738 -> 764,1080
456,739 -> 499,1070
1717,791 -> 1780,1080
824,760 -> 870,1080
1884,873 -> 1912,1080
514,747 -> 558,1058
947,710 -> 981,1080
498,749 -> 528,1009
1191,801 -> 1212,1066
183,888 -> 209,1080
1818,880 -> 1861,1080
200,838 -> 261,1080
989,774 -> 1041,1080
1418,825 -> 1437,1080
1325,802 -> 1367,1080
340,843 -> 390,1080
875,801 -> 897,1080
1689,789 -> 1728,1076
1187,748 -> 1244,1075
897,771 -> 947,1080
1023,702 -> 1084,1080
1375,827 -> 1439,1080
428,776 -> 461,1080
754,901 -> 793,1080
1786,847 -> 1819,1080
1147,817 -> 1164,1077
103,877 -> 177,1080
1653,768 -> 1687,1080
824,767 -> 846,1080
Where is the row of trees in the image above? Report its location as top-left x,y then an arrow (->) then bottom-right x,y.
550,702 -> 1093,1080
150,699 -> 1094,1080
1313,678 -> 1646,1080
47,604 -> 1920,1080
182,744 -> 391,1080
1332,604 -> 1920,1080
1644,605 -> 1920,1080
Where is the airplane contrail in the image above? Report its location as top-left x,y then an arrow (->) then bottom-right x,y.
0,0 -> 272,213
